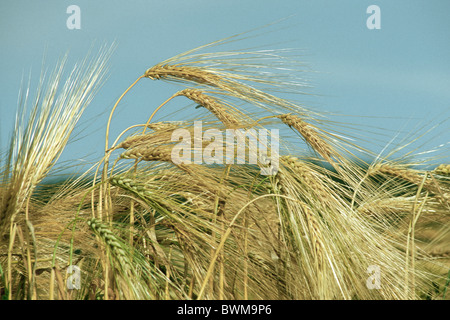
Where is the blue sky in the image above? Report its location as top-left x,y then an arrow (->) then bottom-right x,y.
1,1 -> 449,173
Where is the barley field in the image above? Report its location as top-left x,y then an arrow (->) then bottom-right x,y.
0,33 -> 449,300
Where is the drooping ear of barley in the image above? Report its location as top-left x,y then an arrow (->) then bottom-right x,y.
434,164 -> 450,176
146,121 -> 186,132
142,42 -> 320,118
87,218 -> 132,273
373,164 -> 441,195
278,114 -> 373,198
109,176 -> 154,200
120,145 -> 174,163
278,114 -> 336,165
280,155 -> 347,210
0,45 -> 113,237
145,64 -> 222,87
116,131 -> 172,151
144,63 -> 302,116
86,217 -> 166,299
175,89 -> 241,128
118,143 -> 200,177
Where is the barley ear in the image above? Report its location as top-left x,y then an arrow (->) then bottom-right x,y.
278,114 -> 336,165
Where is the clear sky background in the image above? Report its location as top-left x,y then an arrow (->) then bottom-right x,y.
1,1 -> 449,174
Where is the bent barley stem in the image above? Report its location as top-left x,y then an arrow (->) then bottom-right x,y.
142,94 -> 179,134
101,76 -> 145,227
105,76 -> 145,153
405,173 -> 429,299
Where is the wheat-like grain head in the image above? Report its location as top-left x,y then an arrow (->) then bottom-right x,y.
146,121 -> 186,132
278,114 -> 337,166
120,145 -> 174,163
87,218 -> 131,271
434,164 -> 450,176
280,156 -> 347,210
175,89 -> 241,128
142,43 -> 321,118
145,64 -> 222,87
373,164 -> 439,194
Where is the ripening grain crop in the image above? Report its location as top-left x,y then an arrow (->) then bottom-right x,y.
1,30 -> 448,300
